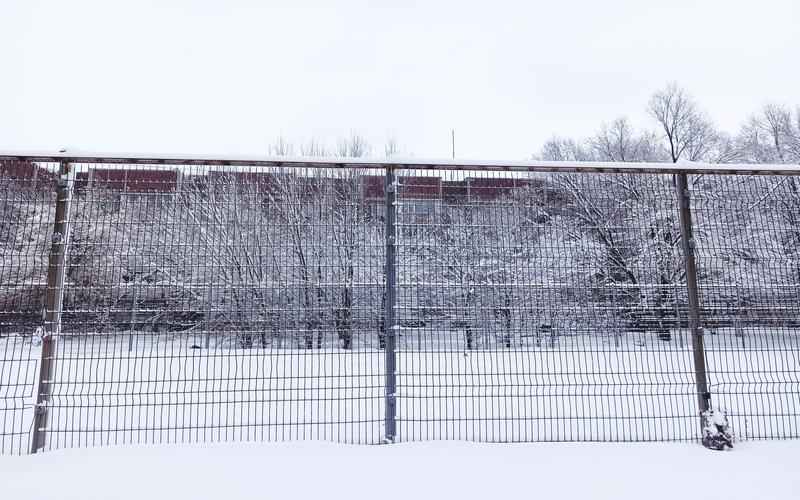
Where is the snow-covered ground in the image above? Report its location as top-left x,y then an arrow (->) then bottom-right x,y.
0,440 -> 798,500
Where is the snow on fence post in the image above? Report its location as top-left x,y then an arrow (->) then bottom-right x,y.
384,166 -> 398,442
31,160 -> 74,454
674,172 -> 711,423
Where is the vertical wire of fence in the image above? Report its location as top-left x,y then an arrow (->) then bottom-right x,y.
1,155 -> 799,454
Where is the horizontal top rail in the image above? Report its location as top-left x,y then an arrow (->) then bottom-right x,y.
2,150 -> 800,175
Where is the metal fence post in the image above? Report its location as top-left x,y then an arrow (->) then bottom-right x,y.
674,173 -> 711,421
383,166 -> 398,443
31,160 -> 74,453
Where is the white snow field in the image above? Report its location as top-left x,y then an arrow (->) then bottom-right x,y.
2,330 -> 798,453
0,440 -> 798,500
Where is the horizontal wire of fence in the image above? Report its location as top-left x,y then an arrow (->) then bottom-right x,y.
0,154 -> 798,453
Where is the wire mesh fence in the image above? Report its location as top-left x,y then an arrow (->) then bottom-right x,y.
394,170 -> 699,442
690,175 -> 800,440
0,160 -> 55,454
0,154 -> 798,454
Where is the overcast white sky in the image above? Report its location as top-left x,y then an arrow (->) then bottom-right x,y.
1,0 -> 798,160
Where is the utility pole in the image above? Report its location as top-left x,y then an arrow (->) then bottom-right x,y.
451,129 -> 455,159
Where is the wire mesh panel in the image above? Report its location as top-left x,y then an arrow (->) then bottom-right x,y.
0,161 -> 56,454
38,164 -> 385,450
393,169 -> 700,442
690,174 -> 800,439
2,153 -> 800,454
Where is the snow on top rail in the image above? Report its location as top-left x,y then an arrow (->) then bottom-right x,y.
1,150 -> 799,175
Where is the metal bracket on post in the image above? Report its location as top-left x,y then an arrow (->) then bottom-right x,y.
383,166 -> 398,443
31,160 -> 74,454
674,173 -> 711,423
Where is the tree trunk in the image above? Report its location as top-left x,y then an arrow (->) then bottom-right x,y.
655,275 -> 672,342
337,286 -> 353,349
465,288 -> 476,350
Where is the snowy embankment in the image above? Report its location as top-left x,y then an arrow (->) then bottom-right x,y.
0,440 -> 798,500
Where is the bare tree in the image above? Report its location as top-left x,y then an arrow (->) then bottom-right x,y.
591,118 -> 637,162
732,105 -> 800,314
269,136 -> 294,157
412,203 -> 494,349
552,173 -> 685,342
737,104 -> 800,163
0,172 -> 54,334
539,136 -> 594,161
708,132 -> 744,163
591,118 -> 666,162
329,136 -> 373,349
411,195 -> 551,349
300,138 -> 328,157
264,168 -> 330,349
649,83 -> 718,162
161,175 -> 284,347
762,104 -> 800,162
384,137 -> 399,158
337,134 -> 370,158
